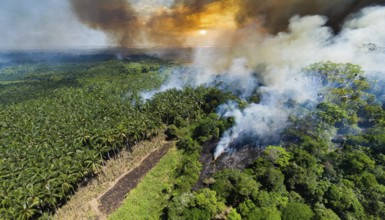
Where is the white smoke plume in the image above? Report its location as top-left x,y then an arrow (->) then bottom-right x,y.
143,6 -> 385,157
211,6 -> 385,157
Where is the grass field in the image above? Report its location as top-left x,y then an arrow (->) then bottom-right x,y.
109,146 -> 182,220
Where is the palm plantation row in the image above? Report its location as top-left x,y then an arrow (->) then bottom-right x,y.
0,58 -> 221,219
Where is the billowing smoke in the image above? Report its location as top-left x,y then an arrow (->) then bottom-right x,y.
70,0 -> 215,47
235,0 -> 385,33
211,6 -> 385,157
142,6 -> 385,158
69,0 -> 385,47
70,0 -> 141,47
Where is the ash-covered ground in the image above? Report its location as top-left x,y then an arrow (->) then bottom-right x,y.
194,142 -> 262,190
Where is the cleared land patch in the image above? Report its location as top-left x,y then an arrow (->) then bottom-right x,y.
109,146 -> 182,220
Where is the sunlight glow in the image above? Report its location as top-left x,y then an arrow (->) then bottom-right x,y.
199,29 -> 208,35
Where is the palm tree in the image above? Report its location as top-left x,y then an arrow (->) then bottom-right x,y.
14,200 -> 39,220
84,152 -> 103,174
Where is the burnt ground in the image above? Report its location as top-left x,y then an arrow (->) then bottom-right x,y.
193,142 -> 262,190
98,143 -> 173,215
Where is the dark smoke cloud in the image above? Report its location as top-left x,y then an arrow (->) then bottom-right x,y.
173,0 -> 217,9
236,0 -> 385,33
69,0 -> 385,47
70,0 -> 141,47
70,0 -> 229,47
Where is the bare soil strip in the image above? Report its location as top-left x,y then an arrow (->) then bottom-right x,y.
98,142 -> 173,215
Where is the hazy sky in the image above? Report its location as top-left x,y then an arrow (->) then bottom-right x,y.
0,0 -> 108,49
0,0 -> 179,49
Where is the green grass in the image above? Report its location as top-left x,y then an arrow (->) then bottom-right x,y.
109,146 -> 183,220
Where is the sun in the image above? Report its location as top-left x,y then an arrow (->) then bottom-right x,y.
199,29 -> 208,35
